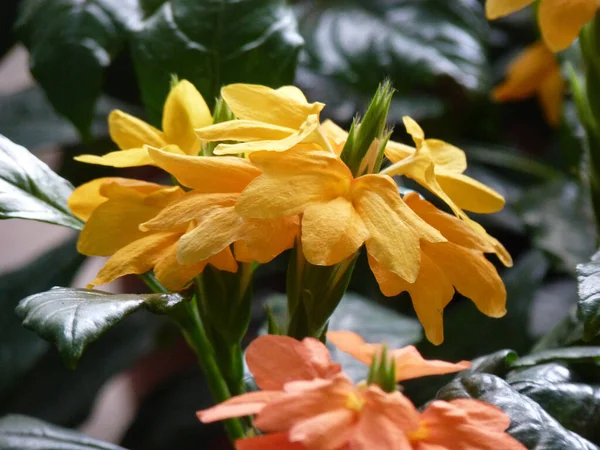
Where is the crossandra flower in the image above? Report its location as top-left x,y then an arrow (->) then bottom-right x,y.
493,41 -> 565,126
365,193 -> 507,345
195,84 -> 330,155
486,0 -> 598,52
235,147 -> 446,283
198,334 -> 526,450
74,80 -> 212,167
68,177 -> 237,290
139,148 -> 299,265
381,117 -> 512,267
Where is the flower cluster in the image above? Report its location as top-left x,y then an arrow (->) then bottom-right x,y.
69,80 -> 510,344
198,332 -> 526,450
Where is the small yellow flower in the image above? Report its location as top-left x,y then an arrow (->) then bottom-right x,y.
75,80 -> 212,167
195,84 -> 329,155
68,178 -> 237,290
493,41 -> 565,126
234,147 -> 446,284
369,193 -> 507,345
140,148 -> 300,266
486,0 -> 598,52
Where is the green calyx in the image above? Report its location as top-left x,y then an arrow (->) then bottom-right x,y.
367,346 -> 397,393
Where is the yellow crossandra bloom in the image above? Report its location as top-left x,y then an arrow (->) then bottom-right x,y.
68,177 -> 237,291
74,80 -> 212,167
195,84 -> 329,155
493,41 -> 565,126
486,0 -> 598,52
369,193 -> 506,345
235,147 -> 447,284
381,117 -> 512,267
139,148 -> 300,265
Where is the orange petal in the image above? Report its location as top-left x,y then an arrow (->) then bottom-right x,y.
241,216 -> 300,264
539,0 -> 597,52
326,331 -> 376,366
198,391 -> 284,423
390,345 -> 470,381
485,0 -> 535,19
353,407 -> 412,450
538,66 -> 565,126
435,171 -> 506,214
288,409 -> 355,450
236,433 -> 305,450
448,399 -> 511,431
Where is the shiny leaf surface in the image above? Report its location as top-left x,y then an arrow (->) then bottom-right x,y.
578,253 -> 600,341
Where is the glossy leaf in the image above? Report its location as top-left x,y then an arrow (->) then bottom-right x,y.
0,414 -> 125,449
129,0 -> 303,123
514,347 -> 600,369
16,287 -> 185,368
0,134 -> 82,229
578,253 -> 600,341
463,349 -> 519,378
437,373 -> 599,450
296,0 -> 490,124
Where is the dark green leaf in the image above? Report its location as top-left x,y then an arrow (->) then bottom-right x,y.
0,239 -> 84,400
514,347 -> 600,369
16,0 -> 135,137
296,0 -> 490,124
0,414 -> 125,450
129,0 -> 303,123
0,0 -> 19,58
462,349 -> 519,378
578,254 -> 600,341
437,373 -> 599,450
517,179 -> 596,273
16,287 -> 184,368
0,134 -> 82,229
532,307 -> 585,352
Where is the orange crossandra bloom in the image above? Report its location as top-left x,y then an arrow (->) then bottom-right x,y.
139,148 -> 299,265
68,177 -> 237,290
198,334 -> 526,450
366,193 -> 507,345
326,331 -> 470,379
493,41 -> 565,126
235,147 -> 446,284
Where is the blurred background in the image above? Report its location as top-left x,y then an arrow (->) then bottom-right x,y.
0,0 -> 595,449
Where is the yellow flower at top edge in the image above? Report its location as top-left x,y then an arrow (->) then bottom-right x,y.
486,0 -> 598,52
195,84 -> 330,155
74,80 -> 212,167
68,177 -> 237,290
493,41 -> 565,127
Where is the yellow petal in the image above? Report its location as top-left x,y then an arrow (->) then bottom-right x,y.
424,139 -> 467,173
242,216 -> 299,264
538,66 -> 565,126
74,148 -> 155,168
89,231 -> 176,288
221,84 -> 324,129
485,0 -> 535,19
435,170 -> 505,214
213,114 -> 321,155
153,238 -> 208,291
109,110 -> 167,150
492,42 -> 557,102
539,0 -> 597,52
233,240 -> 253,263
162,80 -> 212,155
384,140 -> 415,163
353,175 -> 445,283
320,119 -> 349,156
302,197 -> 368,266
147,147 -> 260,192
236,149 -> 352,219
424,241 -> 507,318
403,116 -> 425,147
368,253 -> 453,346
68,177 -> 113,221
207,246 -> 239,273
196,120 -> 296,142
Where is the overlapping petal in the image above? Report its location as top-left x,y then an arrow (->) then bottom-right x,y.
485,0 -> 535,19
539,0 -> 597,52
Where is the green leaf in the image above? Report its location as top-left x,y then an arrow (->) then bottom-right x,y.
437,373 -> 599,450
16,287 -> 185,368
578,254 -> 600,341
16,0 -> 135,137
0,134 -> 83,229
129,0 -> 303,123
0,0 -> 19,58
0,414 -> 125,449
463,349 -> 519,378
296,0 -> 490,124
0,239 -> 85,400
514,347 -> 600,369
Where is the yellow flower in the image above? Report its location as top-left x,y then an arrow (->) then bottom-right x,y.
493,41 -> 565,126
381,117 -> 512,267
486,0 -> 598,52
195,84 -> 329,155
234,147 -> 446,283
74,80 -> 212,167
369,193 -> 507,345
68,177 -> 237,290
139,148 -> 300,265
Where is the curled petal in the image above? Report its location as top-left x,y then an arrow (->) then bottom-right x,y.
108,110 -> 167,150
198,391 -> 284,423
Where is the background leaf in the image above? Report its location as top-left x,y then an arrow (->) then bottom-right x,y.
578,253 -> 600,341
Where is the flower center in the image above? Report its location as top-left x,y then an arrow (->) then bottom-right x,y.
408,423 -> 429,441
344,392 -> 365,412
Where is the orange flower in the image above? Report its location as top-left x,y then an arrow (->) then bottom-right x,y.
326,331 -> 470,380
